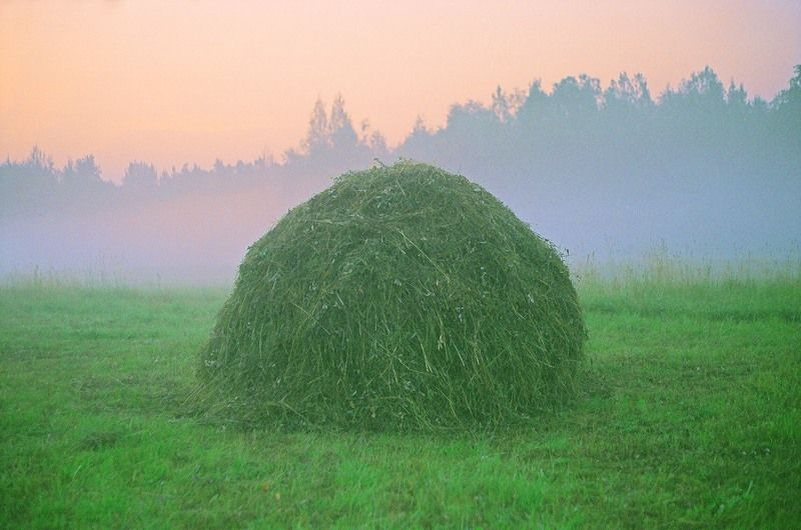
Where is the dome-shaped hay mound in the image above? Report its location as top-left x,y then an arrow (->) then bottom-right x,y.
199,162 -> 585,430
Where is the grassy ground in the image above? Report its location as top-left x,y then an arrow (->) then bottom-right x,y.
1,269 -> 799,528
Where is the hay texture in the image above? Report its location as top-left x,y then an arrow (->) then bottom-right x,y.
199,162 -> 585,430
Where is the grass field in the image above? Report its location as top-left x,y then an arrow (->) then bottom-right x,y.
1,265 -> 799,528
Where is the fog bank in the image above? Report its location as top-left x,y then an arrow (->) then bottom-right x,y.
2,67 -> 799,285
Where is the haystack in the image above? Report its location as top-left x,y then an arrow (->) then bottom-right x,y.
199,162 -> 585,430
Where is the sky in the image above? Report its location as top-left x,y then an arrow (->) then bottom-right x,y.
1,0 -> 799,181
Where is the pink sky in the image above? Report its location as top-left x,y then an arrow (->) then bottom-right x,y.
1,0 -> 799,181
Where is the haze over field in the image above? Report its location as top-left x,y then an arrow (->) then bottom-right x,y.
1,1 -> 800,283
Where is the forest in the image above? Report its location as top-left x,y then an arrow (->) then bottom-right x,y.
2,66 -> 799,282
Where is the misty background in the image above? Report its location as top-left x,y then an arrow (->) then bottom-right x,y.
2,66 -> 800,284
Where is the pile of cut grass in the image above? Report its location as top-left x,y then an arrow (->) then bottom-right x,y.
198,162 -> 585,430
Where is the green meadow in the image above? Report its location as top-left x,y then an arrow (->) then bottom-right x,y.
1,263 -> 799,528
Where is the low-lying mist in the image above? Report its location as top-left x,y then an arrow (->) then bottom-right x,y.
2,67 -> 799,285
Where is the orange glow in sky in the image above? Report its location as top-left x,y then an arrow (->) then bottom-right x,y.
1,0 -> 799,180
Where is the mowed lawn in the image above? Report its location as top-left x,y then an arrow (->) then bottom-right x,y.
1,272 -> 799,528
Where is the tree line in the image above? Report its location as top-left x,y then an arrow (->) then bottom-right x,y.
2,66 -> 799,255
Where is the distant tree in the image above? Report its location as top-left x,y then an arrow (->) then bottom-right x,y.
329,94 -> 358,151
726,80 -> 747,107
603,72 -> 652,112
303,98 -> 330,153
398,116 -> 434,160
254,152 -> 274,171
368,130 -> 389,158
446,100 -> 496,131
515,80 -> 550,134
550,74 -> 602,119
213,159 -> 227,174
722,80 -> 751,129
4,146 -> 57,190
76,155 -> 101,180
0,146 -> 59,216
491,86 -> 512,123
62,154 -> 103,188
771,64 -> 801,116
411,115 -> 429,135
682,66 -> 724,98
25,145 -> 55,174
662,66 -> 725,114
771,65 -> 801,151
123,161 -> 158,192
